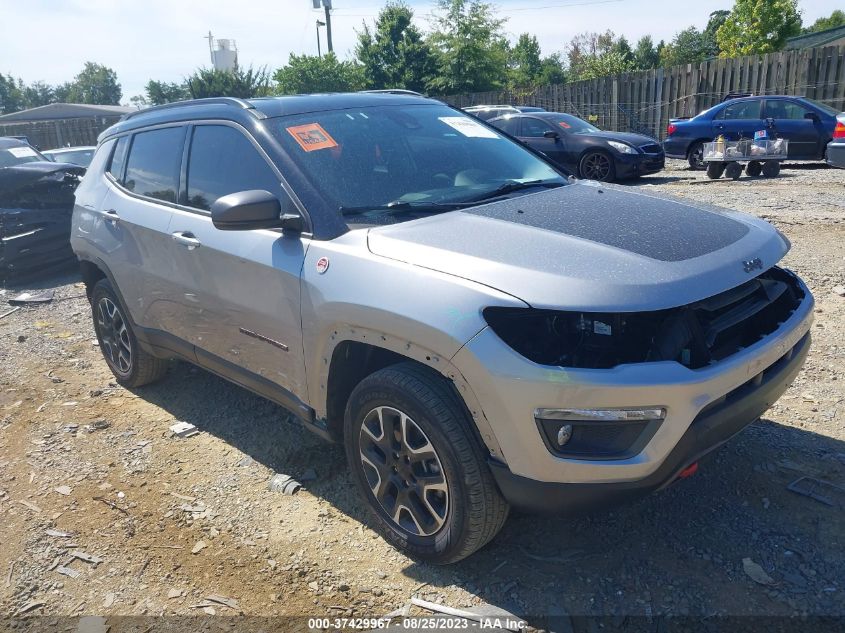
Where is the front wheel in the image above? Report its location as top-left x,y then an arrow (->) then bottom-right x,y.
579,151 -> 616,182
344,362 -> 509,564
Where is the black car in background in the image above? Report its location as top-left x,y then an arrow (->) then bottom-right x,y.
489,112 -> 664,182
463,104 -> 546,121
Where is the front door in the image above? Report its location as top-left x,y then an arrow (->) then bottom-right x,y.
518,117 -> 570,167
164,123 -> 310,400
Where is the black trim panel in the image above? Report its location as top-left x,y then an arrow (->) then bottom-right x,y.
490,332 -> 811,514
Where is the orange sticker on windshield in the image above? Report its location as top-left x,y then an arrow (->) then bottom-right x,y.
286,123 -> 338,152
558,121 -> 571,129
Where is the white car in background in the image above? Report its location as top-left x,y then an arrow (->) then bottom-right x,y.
43,146 -> 96,168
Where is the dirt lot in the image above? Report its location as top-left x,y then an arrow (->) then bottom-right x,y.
1,160 -> 843,630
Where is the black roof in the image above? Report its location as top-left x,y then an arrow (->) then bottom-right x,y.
101,93 -> 438,140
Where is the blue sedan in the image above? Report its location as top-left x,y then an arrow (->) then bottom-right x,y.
663,95 -> 843,169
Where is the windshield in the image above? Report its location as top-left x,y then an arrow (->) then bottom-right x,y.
0,144 -> 45,168
269,104 -> 565,223
551,114 -> 600,134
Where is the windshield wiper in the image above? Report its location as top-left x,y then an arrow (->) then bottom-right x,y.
339,200 -> 469,217
464,179 -> 564,204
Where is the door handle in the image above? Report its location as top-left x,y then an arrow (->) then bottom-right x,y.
104,209 -> 120,225
171,231 -> 201,250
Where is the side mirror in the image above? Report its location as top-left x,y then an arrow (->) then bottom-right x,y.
543,130 -> 560,139
211,190 -> 299,232
803,111 -> 820,122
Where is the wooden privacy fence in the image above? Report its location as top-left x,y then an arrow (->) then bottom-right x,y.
0,116 -> 123,150
446,44 -> 845,140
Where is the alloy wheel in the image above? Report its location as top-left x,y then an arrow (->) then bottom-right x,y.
690,144 -> 705,169
358,406 -> 449,537
582,153 -> 612,181
96,297 -> 132,375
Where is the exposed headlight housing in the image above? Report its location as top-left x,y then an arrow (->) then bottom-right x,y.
607,140 -> 637,154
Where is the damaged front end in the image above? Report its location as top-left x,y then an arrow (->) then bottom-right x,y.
0,162 -> 85,284
483,266 -> 804,370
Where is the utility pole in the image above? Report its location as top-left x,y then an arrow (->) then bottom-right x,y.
323,0 -> 333,53
316,19 -> 325,57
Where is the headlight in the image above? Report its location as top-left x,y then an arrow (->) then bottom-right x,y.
607,140 -> 637,154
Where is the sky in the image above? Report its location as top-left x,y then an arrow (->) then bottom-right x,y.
1,0 -> 841,103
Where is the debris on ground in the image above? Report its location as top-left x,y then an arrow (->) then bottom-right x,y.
268,473 -> 301,495
70,550 -> 103,566
742,557 -> 776,586
0,307 -> 20,320
832,285 -> 845,297
13,601 -> 45,616
83,419 -> 111,433
54,485 -> 72,496
56,565 -> 81,579
169,421 -> 199,438
191,540 -> 208,554
787,476 -> 845,507
8,290 -> 55,305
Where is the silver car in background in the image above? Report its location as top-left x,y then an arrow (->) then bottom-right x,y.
71,94 -> 813,563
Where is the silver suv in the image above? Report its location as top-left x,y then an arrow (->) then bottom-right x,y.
71,94 -> 814,564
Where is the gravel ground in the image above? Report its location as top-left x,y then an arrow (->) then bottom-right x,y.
0,160 -> 843,630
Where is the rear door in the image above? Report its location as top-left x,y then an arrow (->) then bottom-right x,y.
98,126 -> 187,332
711,99 -> 765,141
164,122 -> 310,400
763,98 -> 822,159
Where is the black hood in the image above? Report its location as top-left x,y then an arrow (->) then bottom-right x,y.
585,130 -> 659,147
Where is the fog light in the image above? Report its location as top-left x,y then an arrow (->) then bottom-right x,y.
557,424 -> 573,447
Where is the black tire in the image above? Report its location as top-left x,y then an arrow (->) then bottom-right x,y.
90,278 -> 168,388
344,362 -> 509,564
725,162 -> 743,180
687,141 -> 705,170
706,161 -> 726,179
579,151 -> 616,182
762,160 -> 781,178
746,161 -> 763,177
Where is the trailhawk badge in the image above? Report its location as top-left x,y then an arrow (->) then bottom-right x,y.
743,257 -> 763,273
316,256 -> 330,274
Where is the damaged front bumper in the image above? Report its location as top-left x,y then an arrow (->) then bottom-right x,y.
0,161 -> 84,283
451,273 -> 814,511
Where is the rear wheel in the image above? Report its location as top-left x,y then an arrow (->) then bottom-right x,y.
687,141 -> 705,170
579,151 -> 616,182
344,362 -> 509,564
91,279 -> 168,388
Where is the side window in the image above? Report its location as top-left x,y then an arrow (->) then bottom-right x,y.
721,100 -> 762,120
107,136 -> 128,182
186,125 -> 287,212
494,116 -> 520,136
766,100 -> 811,120
124,127 -> 185,203
522,118 -> 553,138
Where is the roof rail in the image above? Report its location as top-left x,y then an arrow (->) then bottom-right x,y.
123,97 -> 261,120
359,89 -> 424,97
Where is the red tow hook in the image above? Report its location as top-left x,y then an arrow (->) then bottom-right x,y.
678,462 -> 699,479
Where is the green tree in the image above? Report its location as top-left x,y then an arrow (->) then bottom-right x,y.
426,0 -> 509,94
65,62 -> 122,104
567,31 -> 633,80
660,27 -> 708,66
507,34 -> 566,89
0,74 -> 25,113
537,53 -> 567,85
355,1 -> 435,91
187,65 -> 271,99
145,80 -> 189,105
702,10 -> 731,57
273,53 -> 365,94
632,35 -> 660,69
802,9 -> 845,34
716,0 -> 802,56
22,81 -> 54,108
611,36 -> 634,64
578,51 -> 633,80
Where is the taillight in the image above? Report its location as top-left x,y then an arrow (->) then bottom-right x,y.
667,123 -> 677,136
834,119 -> 845,139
